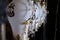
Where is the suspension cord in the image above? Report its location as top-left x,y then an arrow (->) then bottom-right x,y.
54,0 -> 59,40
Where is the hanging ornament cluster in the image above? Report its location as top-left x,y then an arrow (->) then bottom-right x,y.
6,0 -> 48,40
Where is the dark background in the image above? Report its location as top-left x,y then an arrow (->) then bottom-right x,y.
0,0 -> 60,40
35,0 -> 60,40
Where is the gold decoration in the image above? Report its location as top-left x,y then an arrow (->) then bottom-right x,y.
42,2 -> 46,7
16,34 -> 21,40
22,21 -> 29,25
24,27 -> 26,34
21,19 -> 32,25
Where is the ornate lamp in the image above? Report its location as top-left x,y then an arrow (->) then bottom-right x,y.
6,0 -> 48,40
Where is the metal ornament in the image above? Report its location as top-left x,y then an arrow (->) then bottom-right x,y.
7,0 -> 48,40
